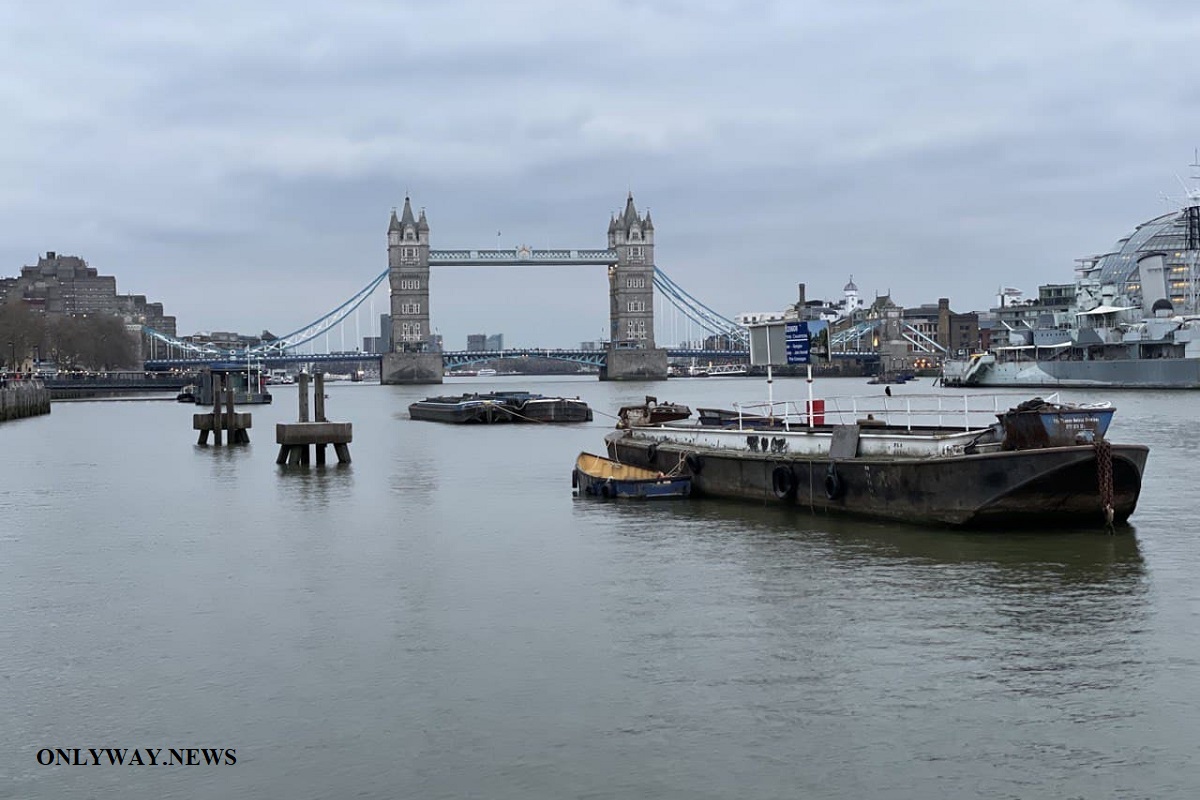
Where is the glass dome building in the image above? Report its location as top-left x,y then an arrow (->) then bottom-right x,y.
1084,194 -> 1200,316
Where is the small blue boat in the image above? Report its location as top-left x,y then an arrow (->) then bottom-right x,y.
572,452 -> 691,499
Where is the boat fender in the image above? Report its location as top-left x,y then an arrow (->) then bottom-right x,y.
824,463 -> 844,500
600,482 -> 613,499
771,465 -> 796,500
646,442 -> 659,464
685,453 -> 704,474
571,471 -> 578,489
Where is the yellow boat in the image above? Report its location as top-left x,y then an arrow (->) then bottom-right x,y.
572,452 -> 691,499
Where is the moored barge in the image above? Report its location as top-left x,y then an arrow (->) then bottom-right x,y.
409,391 -> 592,424
605,393 -> 1147,529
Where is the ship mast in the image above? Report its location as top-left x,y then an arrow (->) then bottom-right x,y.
1187,150 -> 1200,314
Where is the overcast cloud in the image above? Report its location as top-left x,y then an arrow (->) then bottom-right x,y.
3,0 -> 1199,348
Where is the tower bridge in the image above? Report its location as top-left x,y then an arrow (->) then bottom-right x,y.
142,193 -> 756,379
382,192 -> 667,384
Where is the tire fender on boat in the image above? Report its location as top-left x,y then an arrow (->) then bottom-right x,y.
771,465 -> 796,500
646,442 -> 659,464
685,453 -> 704,474
824,463 -> 844,500
600,482 -> 613,499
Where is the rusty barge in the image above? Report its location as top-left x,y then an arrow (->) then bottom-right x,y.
604,394 -> 1148,529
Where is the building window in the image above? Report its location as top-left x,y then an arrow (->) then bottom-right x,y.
627,300 -> 645,313
626,319 -> 647,339
625,276 -> 646,289
629,246 -> 643,261
399,278 -> 420,291
401,247 -> 419,263
401,302 -> 421,314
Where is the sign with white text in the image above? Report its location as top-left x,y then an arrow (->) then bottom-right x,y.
785,321 -> 810,365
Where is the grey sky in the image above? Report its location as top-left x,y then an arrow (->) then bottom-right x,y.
3,0 -> 1199,348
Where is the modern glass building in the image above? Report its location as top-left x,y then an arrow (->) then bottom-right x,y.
1082,196 -> 1200,316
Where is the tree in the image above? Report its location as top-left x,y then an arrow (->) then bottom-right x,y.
0,300 -> 47,368
48,315 -> 137,370
0,301 -> 138,370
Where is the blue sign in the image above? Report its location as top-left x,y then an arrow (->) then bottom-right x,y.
785,321 -> 810,365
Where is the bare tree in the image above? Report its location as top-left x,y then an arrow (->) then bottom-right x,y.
44,315 -> 138,370
0,300 -> 47,368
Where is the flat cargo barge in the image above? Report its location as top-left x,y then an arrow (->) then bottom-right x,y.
409,391 -> 592,424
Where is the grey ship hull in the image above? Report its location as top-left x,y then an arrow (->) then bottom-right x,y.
955,358 -> 1200,389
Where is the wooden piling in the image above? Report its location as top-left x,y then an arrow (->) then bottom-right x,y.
0,380 -> 51,422
275,370 -> 352,465
314,372 -> 326,422
194,371 -> 252,446
211,373 -> 223,446
298,371 -> 310,423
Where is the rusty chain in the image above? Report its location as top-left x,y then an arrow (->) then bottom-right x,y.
1095,438 -> 1115,532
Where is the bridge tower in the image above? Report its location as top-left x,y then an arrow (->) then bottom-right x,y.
381,197 -> 444,384
603,193 -> 667,380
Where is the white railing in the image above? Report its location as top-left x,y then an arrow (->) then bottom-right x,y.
726,393 -> 1067,432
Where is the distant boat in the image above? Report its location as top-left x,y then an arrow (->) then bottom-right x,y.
677,363 -> 748,378
194,365 -> 272,405
572,452 -> 692,499
409,391 -> 592,424
616,396 -> 692,427
867,372 -> 915,385
695,407 -> 776,429
476,368 -> 498,377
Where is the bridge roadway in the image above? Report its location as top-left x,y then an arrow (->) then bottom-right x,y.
144,348 -> 877,371
144,348 -> 763,370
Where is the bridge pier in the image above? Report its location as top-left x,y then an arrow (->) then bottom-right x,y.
600,347 -> 668,381
380,352 -> 443,385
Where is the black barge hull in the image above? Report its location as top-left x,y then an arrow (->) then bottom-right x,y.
409,393 -> 592,424
604,431 -> 1148,529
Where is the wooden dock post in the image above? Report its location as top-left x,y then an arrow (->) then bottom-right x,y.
276,371 -> 352,466
212,373 -> 223,446
194,372 -> 253,445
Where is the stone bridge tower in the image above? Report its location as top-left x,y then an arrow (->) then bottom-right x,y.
388,196 -> 431,351
603,193 -> 667,380
381,197 -> 443,384
608,193 -> 655,346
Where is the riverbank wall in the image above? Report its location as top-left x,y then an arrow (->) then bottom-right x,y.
0,380 -> 51,422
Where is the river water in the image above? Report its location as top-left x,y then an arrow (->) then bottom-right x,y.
1,376 -> 1198,799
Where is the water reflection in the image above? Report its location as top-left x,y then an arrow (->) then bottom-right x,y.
576,495 -> 1144,580
274,462 -> 356,511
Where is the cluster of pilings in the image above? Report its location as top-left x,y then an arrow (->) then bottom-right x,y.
275,372 -> 352,465
0,379 -> 51,422
194,372 -> 252,445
